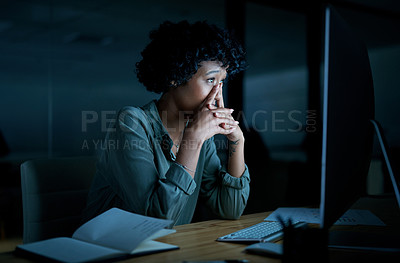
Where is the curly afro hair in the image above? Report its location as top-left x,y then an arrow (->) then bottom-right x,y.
135,20 -> 248,94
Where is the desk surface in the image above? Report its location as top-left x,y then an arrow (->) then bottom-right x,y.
0,211 -> 278,263
1,196 -> 399,263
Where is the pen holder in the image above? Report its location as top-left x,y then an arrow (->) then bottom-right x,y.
281,220 -> 328,263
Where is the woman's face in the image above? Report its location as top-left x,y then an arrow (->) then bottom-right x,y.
173,61 -> 227,112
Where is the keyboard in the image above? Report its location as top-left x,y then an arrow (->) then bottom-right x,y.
217,221 -> 307,242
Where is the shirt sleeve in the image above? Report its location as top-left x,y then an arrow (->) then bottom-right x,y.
105,108 -> 196,223
200,137 -> 250,219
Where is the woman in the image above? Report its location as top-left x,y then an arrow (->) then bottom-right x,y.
82,20 -> 250,225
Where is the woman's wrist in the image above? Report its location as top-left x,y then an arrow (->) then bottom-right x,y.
228,130 -> 245,144
175,130 -> 203,179
181,129 -> 205,150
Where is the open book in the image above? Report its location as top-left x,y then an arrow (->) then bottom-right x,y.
15,208 -> 179,263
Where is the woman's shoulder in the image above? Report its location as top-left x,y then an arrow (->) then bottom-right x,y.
116,103 -> 152,128
118,100 -> 155,118
116,100 -> 158,130
119,105 -> 145,116
117,106 -> 146,122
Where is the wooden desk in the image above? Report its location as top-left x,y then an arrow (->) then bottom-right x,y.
0,212 -> 278,263
1,196 -> 399,263
131,212 -> 278,263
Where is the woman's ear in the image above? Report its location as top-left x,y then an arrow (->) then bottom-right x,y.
164,81 -> 178,93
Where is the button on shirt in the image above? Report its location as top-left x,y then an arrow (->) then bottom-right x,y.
82,100 -> 250,225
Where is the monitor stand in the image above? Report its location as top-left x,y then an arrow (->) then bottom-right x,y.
328,119 -> 400,252
370,119 -> 400,208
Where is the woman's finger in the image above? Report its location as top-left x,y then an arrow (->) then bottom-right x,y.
215,83 -> 225,108
217,125 -> 237,135
216,117 -> 239,127
202,86 -> 219,110
211,108 -> 234,117
207,103 -> 218,110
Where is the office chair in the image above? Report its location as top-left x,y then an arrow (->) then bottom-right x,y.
20,156 -> 97,243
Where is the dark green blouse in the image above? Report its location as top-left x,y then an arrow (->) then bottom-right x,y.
82,100 -> 250,225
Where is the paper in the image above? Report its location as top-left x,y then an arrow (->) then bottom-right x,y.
72,207 -> 173,252
17,238 -> 124,263
265,208 -> 385,226
16,208 -> 178,263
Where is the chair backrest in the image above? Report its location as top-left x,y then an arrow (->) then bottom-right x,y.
20,156 -> 97,243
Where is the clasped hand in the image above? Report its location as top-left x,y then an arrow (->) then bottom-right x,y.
187,84 -> 243,143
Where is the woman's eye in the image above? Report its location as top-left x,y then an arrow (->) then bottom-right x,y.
207,78 -> 225,86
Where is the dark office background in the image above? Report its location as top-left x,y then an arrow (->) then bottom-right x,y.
1,0 -> 399,238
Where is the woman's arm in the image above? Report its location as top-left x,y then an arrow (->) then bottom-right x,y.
175,85 -> 239,178
210,83 -> 246,178
227,131 -> 246,178
200,137 -> 250,219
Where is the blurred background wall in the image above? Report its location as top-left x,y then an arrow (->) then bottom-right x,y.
1,0 -> 399,238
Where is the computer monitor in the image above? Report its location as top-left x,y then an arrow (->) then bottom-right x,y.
320,5 -> 375,229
